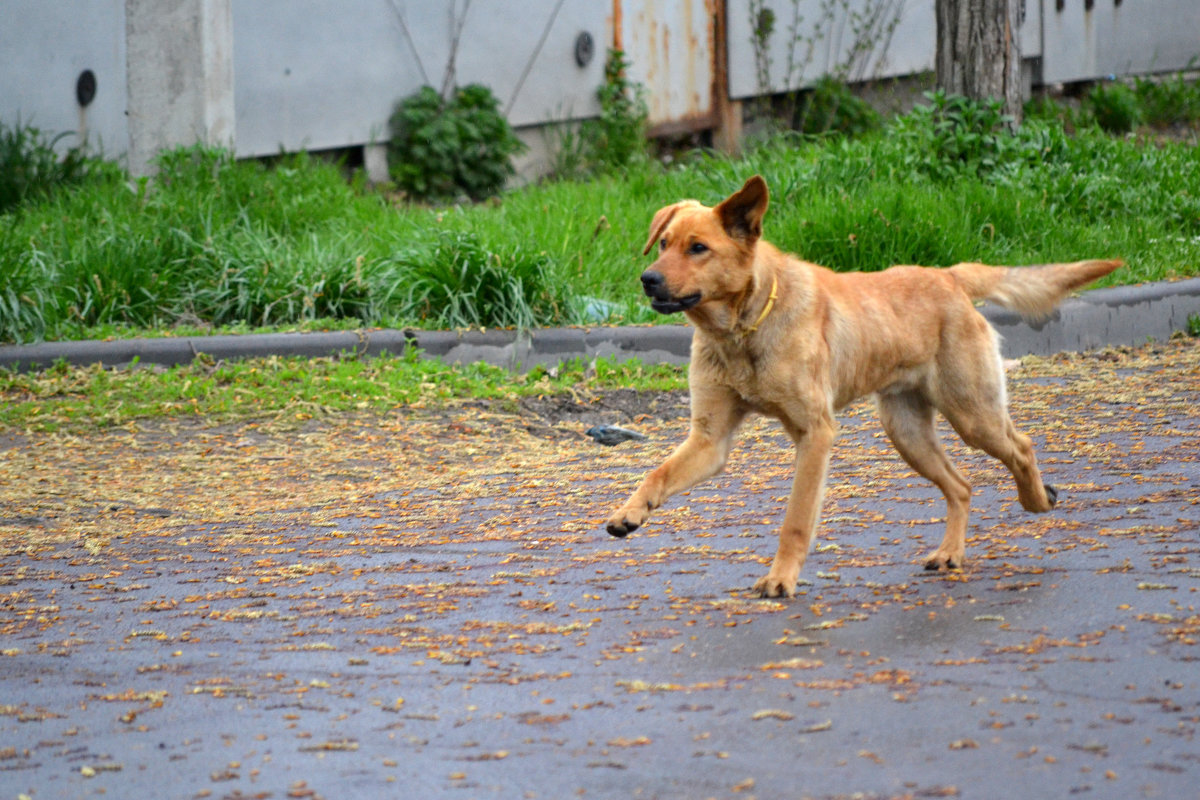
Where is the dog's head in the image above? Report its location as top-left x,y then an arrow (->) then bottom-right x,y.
639,175 -> 769,315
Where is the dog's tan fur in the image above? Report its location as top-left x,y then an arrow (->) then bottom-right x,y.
604,175 -> 1121,598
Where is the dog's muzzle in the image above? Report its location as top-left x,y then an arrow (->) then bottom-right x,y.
641,270 -> 701,314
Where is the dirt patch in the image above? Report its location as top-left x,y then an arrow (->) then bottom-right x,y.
514,387 -> 689,426
448,387 -> 690,443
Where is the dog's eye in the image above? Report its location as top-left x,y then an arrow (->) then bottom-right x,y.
659,238 -> 667,251
688,242 -> 709,255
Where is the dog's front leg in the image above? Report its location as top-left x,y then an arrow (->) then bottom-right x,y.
606,388 -> 745,538
753,420 -> 835,598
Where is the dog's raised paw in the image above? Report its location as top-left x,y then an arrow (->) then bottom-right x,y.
606,519 -> 638,538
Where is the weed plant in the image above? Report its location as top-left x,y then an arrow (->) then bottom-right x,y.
2,90 -> 1199,346
553,49 -> 650,179
1133,73 -> 1200,128
0,121 -> 97,213
1085,81 -> 1142,134
793,76 -> 881,137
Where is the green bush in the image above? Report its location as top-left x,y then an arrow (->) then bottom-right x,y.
894,90 -> 1033,181
388,84 -> 526,201
795,76 -> 881,137
0,121 -> 94,213
554,49 -> 649,179
390,231 -> 562,330
1085,82 -> 1142,134
1134,73 -> 1200,128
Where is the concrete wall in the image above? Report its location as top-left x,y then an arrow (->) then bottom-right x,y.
2,1 -> 1199,175
0,0 -> 129,154
1040,0 -> 1200,85
232,0 -> 607,158
727,0 -> 1044,99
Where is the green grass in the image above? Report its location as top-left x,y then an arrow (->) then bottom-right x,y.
0,119 -> 96,213
2,92 -> 1199,350
1133,73 -> 1200,129
0,350 -> 686,433
4,85 -> 1200,432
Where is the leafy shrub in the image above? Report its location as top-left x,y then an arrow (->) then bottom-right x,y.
388,84 -> 526,201
1134,73 -> 1200,128
1086,82 -> 1142,134
392,231 -> 560,329
0,121 -> 93,213
795,76 -> 881,137
897,90 -> 1025,180
554,49 -> 649,179
585,49 -> 649,170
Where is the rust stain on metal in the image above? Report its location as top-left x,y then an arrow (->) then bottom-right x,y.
621,0 -> 716,132
612,0 -> 624,52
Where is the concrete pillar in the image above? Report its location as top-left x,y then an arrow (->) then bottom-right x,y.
125,0 -> 235,176
362,143 -> 390,184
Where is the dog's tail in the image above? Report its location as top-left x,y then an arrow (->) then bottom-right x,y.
948,259 -> 1123,320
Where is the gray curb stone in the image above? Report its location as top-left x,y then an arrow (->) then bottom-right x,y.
1,278 -> 1197,373
984,276 -> 1200,357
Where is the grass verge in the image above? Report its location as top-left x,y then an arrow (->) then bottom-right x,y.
0,350 -> 686,433
2,93 -> 1199,345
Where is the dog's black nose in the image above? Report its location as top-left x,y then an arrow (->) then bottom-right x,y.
641,270 -> 665,296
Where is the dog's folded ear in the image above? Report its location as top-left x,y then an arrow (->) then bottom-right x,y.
715,175 -> 769,245
642,203 -> 683,255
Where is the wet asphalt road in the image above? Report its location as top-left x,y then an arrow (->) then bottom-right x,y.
2,341 -> 1198,800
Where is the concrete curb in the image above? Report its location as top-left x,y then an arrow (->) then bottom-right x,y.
1,278 -> 1197,373
982,276 -> 1200,357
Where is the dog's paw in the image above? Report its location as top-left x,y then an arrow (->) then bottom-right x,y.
923,550 -> 963,571
752,573 -> 797,599
605,506 -> 647,538
1044,483 -> 1058,509
605,518 -> 638,538
1019,483 -> 1059,513
606,497 -> 658,538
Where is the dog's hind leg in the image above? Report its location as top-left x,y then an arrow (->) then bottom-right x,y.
945,406 -> 1056,514
877,391 -> 974,570
931,335 -> 1056,515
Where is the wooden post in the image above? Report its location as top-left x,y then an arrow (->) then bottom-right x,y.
711,0 -> 743,154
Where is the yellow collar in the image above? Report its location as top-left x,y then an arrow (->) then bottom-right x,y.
743,275 -> 778,336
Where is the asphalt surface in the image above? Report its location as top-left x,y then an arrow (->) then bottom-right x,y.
2,339 -> 1199,800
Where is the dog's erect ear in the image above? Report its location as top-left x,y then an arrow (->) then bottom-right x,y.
715,175 -> 769,244
642,203 -> 684,255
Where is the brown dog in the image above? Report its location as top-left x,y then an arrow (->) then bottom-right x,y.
605,175 -> 1121,598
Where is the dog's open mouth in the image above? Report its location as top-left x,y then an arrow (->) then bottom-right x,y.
649,293 -> 702,314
